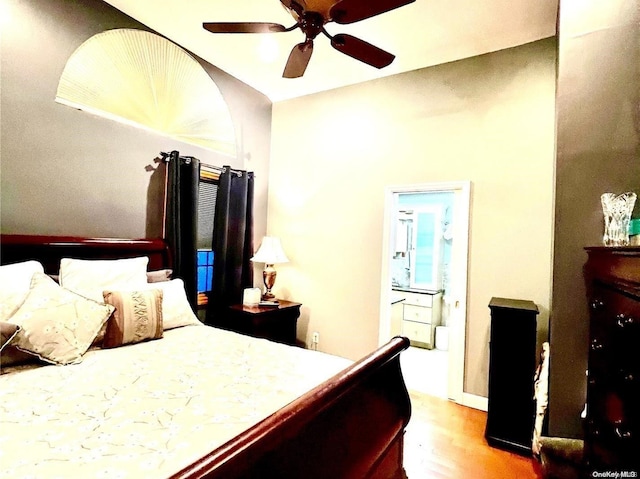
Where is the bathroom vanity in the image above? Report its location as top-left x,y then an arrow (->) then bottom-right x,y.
393,288 -> 443,349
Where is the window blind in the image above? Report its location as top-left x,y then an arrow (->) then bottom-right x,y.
197,180 -> 218,250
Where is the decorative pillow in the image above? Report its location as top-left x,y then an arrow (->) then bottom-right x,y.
102,289 -> 163,348
0,323 -> 35,372
0,322 -> 21,351
140,279 -> 201,330
146,269 -> 173,283
0,260 -> 45,321
0,346 -> 38,370
59,256 -> 149,302
8,272 -> 114,365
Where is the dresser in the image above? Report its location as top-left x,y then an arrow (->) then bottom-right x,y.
485,297 -> 538,455
584,247 -> 640,474
397,290 -> 442,349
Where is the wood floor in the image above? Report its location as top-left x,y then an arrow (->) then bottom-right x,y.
403,390 -> 544,479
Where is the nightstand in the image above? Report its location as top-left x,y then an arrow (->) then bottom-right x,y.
222,300 -> 301,346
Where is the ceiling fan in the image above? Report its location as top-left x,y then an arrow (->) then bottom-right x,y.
203,0 -> 415,78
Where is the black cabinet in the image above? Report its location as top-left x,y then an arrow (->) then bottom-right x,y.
485,297 -> 539,455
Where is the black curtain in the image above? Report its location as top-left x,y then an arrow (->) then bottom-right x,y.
164,150 -> 199,308
205,166 -> 254,324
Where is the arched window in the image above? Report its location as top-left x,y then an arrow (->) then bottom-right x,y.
56,28 -> 236,156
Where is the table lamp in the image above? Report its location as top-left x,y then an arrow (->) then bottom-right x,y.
250,236 -> 289,301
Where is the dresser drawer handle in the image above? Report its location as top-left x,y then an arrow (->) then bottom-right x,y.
616,313 -> 637,328
590,338 -> 604,351
614,421 -> 633,440
622,371 -> 636,383
590,299 -> 604,311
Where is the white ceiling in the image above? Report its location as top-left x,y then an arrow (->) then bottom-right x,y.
103,0 -> 558,102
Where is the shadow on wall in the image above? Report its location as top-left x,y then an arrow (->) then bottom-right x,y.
146,156 -> 167,239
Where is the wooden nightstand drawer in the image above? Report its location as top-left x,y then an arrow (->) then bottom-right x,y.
403,304 -> 433,324
215,300 -> 301,346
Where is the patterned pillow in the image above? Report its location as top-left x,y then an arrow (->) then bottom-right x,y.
0,260 -> 44,322
1,322 -> 36,370
102,289 -> 163,348
8,272 -> 115,365
0,346 -> 37,370
0,322 -> 21,351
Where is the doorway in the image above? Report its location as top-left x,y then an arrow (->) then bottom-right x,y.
379,181 -> 471,404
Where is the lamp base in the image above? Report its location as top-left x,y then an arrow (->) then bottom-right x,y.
261,291 -> 276,301
262,264 -> 278,302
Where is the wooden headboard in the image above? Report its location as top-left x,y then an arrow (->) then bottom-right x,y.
0,235 -> 172,274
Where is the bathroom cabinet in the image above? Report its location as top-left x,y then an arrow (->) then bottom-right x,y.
400,290 -> 442,349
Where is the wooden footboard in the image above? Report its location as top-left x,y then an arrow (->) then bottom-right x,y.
172,336 -> 412,479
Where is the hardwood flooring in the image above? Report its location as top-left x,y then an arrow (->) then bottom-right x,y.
403,390 -> 544,479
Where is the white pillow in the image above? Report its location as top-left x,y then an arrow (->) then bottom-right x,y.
0,260 -> 45,321
60,257 -> 149,302
140,279 -> 201,330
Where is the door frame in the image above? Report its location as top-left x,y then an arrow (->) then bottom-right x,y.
378,180 -> 471,404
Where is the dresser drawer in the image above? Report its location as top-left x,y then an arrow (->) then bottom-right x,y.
403,292 -> 434,307
403,304 -> 433,324
402,320 -> 433,347
585,247 -> 640,286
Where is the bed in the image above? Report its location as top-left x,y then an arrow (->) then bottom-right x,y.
0,234 -> 412,479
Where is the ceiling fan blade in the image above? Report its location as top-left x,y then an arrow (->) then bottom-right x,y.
283,41 -> 313,78
203,22 -> 288,34
330,0 -> 415,24
331,34 -> 395,69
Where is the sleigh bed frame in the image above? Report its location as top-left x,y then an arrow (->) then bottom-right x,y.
0,234 -> 411,479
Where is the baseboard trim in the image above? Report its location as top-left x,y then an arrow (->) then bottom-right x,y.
461,393 -> 488,411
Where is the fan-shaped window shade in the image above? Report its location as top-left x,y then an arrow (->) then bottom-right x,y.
56,29 -> 236,156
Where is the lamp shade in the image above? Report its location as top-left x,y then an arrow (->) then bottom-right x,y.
250,237 -> 289,264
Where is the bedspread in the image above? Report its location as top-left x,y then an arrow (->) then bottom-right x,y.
0,325 -> 351,479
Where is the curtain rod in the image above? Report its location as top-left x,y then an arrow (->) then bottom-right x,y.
159,151 -> 245,176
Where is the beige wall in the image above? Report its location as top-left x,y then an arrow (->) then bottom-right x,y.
269,38 -> 556,397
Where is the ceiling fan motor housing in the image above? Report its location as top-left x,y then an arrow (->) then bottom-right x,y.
299,11 -> 325,40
